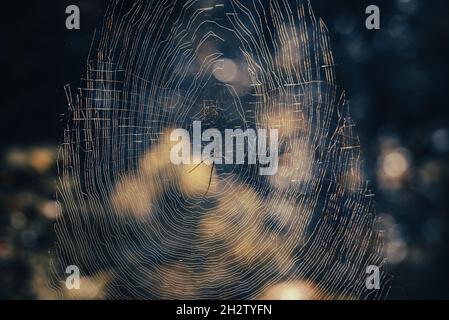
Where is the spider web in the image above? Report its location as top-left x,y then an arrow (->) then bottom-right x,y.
49,0 -> 388,299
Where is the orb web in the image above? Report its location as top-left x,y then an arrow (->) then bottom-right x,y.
50,0 -> 387,299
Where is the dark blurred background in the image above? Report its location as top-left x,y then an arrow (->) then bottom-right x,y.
1,0 -> 448,299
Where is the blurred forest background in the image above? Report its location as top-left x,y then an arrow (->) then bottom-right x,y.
1,0 -> 448,299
